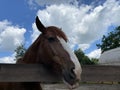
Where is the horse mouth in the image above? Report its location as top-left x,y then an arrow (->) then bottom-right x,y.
62,70 -> 80,89
63,78 -> 79,89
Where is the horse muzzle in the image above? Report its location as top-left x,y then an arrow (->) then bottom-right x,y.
62,68 -> 80,89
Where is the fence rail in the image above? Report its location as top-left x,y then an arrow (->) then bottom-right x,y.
0,64 -> 120,82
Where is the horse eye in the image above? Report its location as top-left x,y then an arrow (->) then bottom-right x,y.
48,37 -> 55,42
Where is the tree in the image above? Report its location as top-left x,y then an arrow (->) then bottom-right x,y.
14,44 -> 26,60
90,58 -> 99,65
74,49 -> 96,65
96,26 -> 120,53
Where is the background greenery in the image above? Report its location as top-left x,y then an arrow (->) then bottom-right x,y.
96,26 -> 120,53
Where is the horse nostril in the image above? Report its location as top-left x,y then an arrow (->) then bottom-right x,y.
69,67 -> 76,79
62,67 -> 77,86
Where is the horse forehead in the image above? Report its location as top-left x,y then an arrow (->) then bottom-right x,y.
46,27 -> 67,42
57,37 -> 76,62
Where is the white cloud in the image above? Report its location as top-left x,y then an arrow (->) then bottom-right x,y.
31,23 -> 41,42
31,0 -> 120,59
28,0 -> 78,7
0,20 -> 26,52
78,44 -> 90,51
0,53 -> 16,63
32,4 -> 92,49
87,49 -> 101,59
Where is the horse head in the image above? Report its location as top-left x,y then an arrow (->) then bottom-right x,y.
35,16 -> 82,89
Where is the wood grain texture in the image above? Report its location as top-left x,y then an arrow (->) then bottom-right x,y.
0,64 -> 61,82
0,64 -> 120,82
81,65 -> 120,82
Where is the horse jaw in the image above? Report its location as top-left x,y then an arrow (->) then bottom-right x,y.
57,37 -> 82,88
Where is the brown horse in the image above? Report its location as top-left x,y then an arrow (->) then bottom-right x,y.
0,16 -> 82,90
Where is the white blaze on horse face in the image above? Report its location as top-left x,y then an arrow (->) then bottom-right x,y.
57,37 -> 82,81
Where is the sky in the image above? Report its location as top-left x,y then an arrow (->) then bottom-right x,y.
0,0 -> 120,63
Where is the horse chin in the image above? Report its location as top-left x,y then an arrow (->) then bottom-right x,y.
63,79 -> 79,89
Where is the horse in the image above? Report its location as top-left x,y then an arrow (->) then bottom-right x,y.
0,16 -> 82,90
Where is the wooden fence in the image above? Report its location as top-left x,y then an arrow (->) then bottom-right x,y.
0,64 -> 120,82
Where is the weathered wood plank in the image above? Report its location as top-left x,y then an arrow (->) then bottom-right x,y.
0,64 -> 120,82
0,64 -> 61,82
81,65 -> 120,82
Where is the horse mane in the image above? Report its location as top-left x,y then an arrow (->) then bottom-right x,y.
46,26 -> 68,42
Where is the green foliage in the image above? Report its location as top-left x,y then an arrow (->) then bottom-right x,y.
96,26 -> 120,53
14,44 -> 26,60
74,49 -> 98,65
90,58 -> 99,65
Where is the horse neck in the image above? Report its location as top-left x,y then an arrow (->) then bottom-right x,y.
19,36 -> 42,64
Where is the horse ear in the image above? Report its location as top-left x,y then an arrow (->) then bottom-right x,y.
35,16 -> 46,33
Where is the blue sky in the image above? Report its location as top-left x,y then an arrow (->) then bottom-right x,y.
0,0 -> 120,63
0,0 -> 36,42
